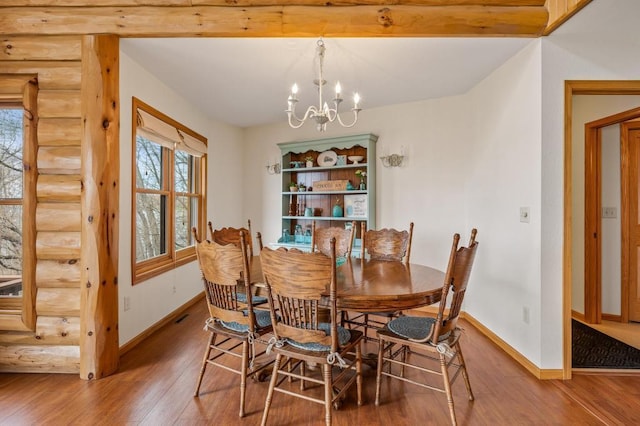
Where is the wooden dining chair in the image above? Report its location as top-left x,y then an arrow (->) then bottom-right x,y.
343,222 -> 414,340
360,221 -> 413,263
259,239 -> 363,426
192,228 -> 274,418
311,220 -> 356,258
375,229 -> 479,426
208,219 -> 254,256
208,219 -> 267,304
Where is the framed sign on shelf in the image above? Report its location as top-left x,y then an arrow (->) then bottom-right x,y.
344,194 -> 368,218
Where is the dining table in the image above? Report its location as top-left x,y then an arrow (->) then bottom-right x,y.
248,255 -> 445,313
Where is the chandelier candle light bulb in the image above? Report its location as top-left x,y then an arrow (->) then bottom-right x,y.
286,39 -> 361,131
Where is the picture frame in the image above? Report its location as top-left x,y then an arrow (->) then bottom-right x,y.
336,154 -> 347,166
344,194 -> 368,218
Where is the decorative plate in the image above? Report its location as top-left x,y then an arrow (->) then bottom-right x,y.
317,150 -> 338,167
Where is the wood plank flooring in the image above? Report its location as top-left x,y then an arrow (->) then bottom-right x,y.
2,301 -> 640,425
581,318 -> 640,350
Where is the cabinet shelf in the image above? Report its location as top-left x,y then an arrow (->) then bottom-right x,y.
283,164 -> 368,173
283,190 -> 367,196
282,216 -> 365,221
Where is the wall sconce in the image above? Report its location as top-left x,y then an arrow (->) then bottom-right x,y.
380,153 -> 404,168
266,161 -> 281,175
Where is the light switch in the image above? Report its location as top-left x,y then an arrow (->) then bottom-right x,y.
602,207 -> 617,219
520,207 -> 530,223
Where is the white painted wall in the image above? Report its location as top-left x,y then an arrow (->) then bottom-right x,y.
118,51 -> 244,346
464,41 -> 543,365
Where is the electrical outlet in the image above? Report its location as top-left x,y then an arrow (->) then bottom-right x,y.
123,296 -> 130,312
522,306 -> 530,324
172,285 -> 177,294
520,207 -> 530,223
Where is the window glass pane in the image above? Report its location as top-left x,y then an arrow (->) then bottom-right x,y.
175,150 -> 193,193
136,193 -> 167,261
136,135 -> 163,190
0,109 -> 23,199
0,204 -> 22,276
175,195 -> 198,251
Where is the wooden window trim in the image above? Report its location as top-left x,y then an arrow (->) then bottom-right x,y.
131,97 -> 206,284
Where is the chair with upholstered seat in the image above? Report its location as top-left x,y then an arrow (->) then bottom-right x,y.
259,239 -> 363,426
375,229 -> 478,426
342,222 -> 414,340
192,228 -> 273,418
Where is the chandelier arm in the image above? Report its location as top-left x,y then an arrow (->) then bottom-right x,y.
288,105 -> 320,126
287,114 -> 307,129
335,109 -> 360,128
325,106 -> 338,123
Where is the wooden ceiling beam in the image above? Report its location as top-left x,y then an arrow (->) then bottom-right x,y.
0,5 -> 549,37
1,1 -> 547,6
544,0 -> 591,35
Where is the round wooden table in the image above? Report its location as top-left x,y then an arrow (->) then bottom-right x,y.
250,256 -> 445,312
332,258 -> 445,312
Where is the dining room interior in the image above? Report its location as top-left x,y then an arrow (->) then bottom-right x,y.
3,0 -> 640,424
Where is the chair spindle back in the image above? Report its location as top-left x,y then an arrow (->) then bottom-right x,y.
260,239 -> 338,350
194,228 -> 256,330
432,229 -> 478,342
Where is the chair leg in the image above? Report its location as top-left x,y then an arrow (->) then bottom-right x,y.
439,351 -> 457,426
455,342 -> 474,401
363,314 -> 369,340
341,311 -> 350,328
194,332 -> 215,397
300,360 -> 306,391
375,337 -> 384,406
400,345 -> 406,378
356,342 -> 363,406
261,353 -> 282,426
239,340 -> 249,417
322,363 -> 332,426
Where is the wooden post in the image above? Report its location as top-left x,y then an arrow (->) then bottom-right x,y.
22,78 -> 38,331
80,34 -> 120,380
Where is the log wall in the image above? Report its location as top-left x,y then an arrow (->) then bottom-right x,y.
0,36 -> 83,373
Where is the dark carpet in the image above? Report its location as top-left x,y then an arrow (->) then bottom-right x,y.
572,319 -> 640,369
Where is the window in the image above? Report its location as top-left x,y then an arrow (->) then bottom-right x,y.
0,76 -> 36,330
132,98 -> 207,283
0,108 -> 23,298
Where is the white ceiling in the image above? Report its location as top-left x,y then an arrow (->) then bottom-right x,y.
119,0 -> 618,129
120,37 -> 531,128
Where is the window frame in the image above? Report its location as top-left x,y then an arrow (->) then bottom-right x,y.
0,75 -> 37,331
131,97 -> 207,284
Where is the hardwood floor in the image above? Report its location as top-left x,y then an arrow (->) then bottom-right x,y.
580,318 -> 640,350
2,301 -> 640,425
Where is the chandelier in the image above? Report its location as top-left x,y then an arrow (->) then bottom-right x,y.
286,39 -> 361,131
